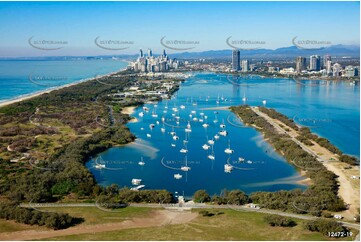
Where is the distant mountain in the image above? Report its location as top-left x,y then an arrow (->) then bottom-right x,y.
170,45 -> 360,59
1,44 -> 358,61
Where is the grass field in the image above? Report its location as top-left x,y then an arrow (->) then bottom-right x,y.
0,220 -> 43,233
35,206 -> 154,226
28,208 -> 356,241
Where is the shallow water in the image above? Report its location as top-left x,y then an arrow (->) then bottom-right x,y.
87,72 -> 359,197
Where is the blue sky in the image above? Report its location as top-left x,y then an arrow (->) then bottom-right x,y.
0,1 -> 359,57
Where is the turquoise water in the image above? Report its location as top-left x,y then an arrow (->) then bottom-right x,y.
0,59 -> 128,102
87,72 -> 359,197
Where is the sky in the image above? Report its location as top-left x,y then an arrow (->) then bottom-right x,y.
0,1 -> 359,57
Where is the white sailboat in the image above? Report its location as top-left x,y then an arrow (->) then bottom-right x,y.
213,113 -> 219,123
219,130 -> 228,136
224,140 -> 234,154
151,107 -> 158,118
95,163 -> 106,169
170,126 -> 176,136
202,123 -> 209,128
94,156 -> 106,169
131,179 -> 142,185
174,173 -> 182,179
202,143 -> 210,150
181,156 -> 191,171
180,143 -> 188,153
238,157 -> 245,162
207,145 -> 215,160
138,157 -> 145,166
220,119 -> 226,129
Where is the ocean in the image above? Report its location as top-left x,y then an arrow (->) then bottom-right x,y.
0,59 -> 128,103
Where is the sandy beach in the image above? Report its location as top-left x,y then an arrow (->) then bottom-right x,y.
121,106 -> 139,122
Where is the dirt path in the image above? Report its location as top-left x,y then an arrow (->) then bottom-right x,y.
323,162 -> 360,219
0,210 -> 197,241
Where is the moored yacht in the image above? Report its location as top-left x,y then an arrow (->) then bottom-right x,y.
224,164 -> 233,173
174,173 -> 182,179
131,178 -> 142,185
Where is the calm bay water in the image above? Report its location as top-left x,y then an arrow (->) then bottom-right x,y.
0,59 -> 128,102
87,72 -> 359,197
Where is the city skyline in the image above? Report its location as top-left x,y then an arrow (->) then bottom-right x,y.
0,1 -> 359,57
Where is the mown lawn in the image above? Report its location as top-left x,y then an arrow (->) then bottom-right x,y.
39,209 -> 355,241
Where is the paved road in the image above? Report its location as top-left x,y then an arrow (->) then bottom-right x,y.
20,202 -> 360,230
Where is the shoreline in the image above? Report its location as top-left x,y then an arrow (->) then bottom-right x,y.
249,106 -> 359,220
0,64 -> 129,109
122,106 -> 139,123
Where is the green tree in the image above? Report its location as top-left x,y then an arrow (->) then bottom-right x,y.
193,190 -> 211,203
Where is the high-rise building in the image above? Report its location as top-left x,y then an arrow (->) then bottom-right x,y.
326,60 -> 332,75
332,63 -> 342,76
309,55 -> 321,71
241,60 -> 249,72
323,55 -> 331,68
132,48 -> 179,73
232,49 -> 240,71
295,56 -> 307,73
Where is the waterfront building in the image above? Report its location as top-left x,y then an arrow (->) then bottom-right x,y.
295,56 -> 307,73
309,55 -> 321,71
241,60 -> 249,72
232,49 -> 240,71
